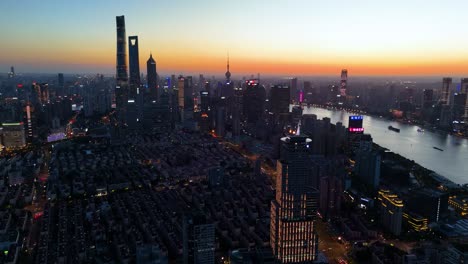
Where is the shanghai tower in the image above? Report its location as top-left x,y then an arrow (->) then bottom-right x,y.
116,15 -> 128,112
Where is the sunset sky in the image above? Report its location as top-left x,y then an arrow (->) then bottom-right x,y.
2,0 -> 468,76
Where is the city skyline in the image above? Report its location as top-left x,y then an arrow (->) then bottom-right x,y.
3,0 -> 468,76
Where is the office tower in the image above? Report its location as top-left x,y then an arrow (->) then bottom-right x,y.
128,36 -> 141,94
147,53 -> 158,99
440,77 -> 452,105
8,66 -> 15,78
232,87 -> 242,137
184,76 -> 194,110
198,74 -> 205,92
319,175 -> 343,219
171,75 -> 176,89
31,83 -> 49,105
378,190 -> 403,236
1,122 -> 26,148
303,81 -> 312,103
243,79 -> 266,124
57,73 -> 64,96
126,99 -> 139,128
355,150 -> 380,190
24,103 -> 35,143
225,55 -> 231,84
215,97 -> 226,137
199,91 -> 211,133
422,89 -> 433,109
340,69 -> 348,96
200,91 -> 210,113
453,93 -> 466,121
271,136 -> 319,263
204,81 -> 211,94
178,77 -> 185,109
270,85 -> 290,114
115,15 -> 128,112
462,78 -> 468,122
289,77 -> 298,103
405,189 -> 448,223
183,213 -> 215,264
58,73 -> 64,87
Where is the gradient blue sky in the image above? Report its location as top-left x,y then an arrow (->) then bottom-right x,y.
2,0 -> 468,76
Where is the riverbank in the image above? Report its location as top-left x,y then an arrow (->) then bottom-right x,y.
307,103 -> 468,140
374,142 -> 462,191
301,105 -> 468,186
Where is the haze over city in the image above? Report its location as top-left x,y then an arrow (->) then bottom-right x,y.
3,0 -> 468,76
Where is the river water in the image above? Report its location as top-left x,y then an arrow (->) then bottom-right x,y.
301,106 -> 468,185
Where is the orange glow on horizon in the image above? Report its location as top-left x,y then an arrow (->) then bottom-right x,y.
6,44 -> 468,76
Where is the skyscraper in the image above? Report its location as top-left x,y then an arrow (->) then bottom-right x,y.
128,35 -> 141,93
440,77 -> 452,105
422,89 -> 433,109
243,79 -> 266,124
270,85 -> 290,114
116,15 -> 128,112
225,54 -> 231,84
183,213 -> 215,264
271,136 -> 319,263
147,53 -> 158,99
290,77 -> 298,103
8,66 -> 15,78
340,69 -> 348,97
378,190 -> 403,236
57,73 -> 64,95
461,78 -> 468,122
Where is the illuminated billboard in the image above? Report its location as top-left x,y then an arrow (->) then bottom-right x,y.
348,115 -> 364,133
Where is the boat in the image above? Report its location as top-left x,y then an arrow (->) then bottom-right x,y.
388,126 -> 400,133
433,146 -> 444,151
417,128 -> 425,132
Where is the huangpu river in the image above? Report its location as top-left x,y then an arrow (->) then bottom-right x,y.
301,106 -> 468,185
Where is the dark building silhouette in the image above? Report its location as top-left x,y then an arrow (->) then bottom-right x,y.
289,77 -> 298,103
271,136 -> 319,263
440,77 -> 452,105
270,85 -> 290,114
243,79 -> 266,124
422,89 -> 433,109
405,189 -> 448,223
115,15 -> 128,113
147,53 -> 158,99
340,69 -> 348,96
128,35 -> 141,93
57,73 -> 64,95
